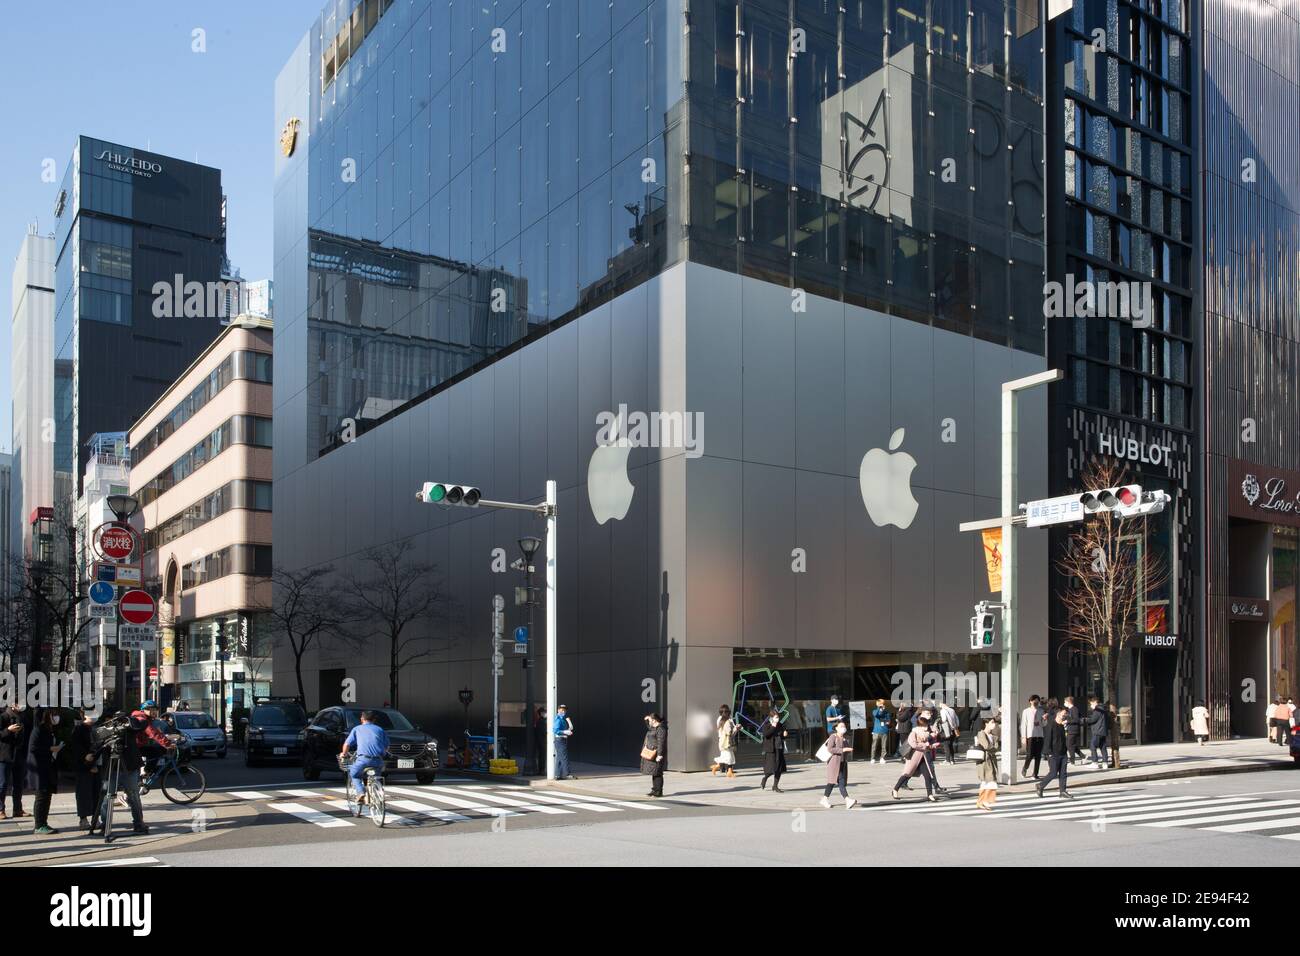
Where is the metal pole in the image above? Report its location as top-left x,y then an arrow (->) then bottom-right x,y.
545,480 -> 557,782
1001,387 -> 1019,786
492,595 -> 503,760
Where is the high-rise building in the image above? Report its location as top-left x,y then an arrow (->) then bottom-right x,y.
1200,0 -> 1300,737
11,226 -> 56,558
51,137 -> 230,506
273,0 -> 1050,766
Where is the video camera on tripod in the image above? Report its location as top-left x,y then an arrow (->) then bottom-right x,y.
91,712 -> 145,757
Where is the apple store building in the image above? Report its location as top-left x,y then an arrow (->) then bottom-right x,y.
273,0 -> 1053,768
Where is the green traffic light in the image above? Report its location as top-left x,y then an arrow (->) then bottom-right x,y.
429,484 -> 447,502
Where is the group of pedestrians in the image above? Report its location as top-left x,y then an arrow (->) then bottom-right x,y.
1268,697 -> 1296,746
1020,694 -> 1114,776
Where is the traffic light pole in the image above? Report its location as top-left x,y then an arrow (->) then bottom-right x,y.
1000,384 -> 1019,787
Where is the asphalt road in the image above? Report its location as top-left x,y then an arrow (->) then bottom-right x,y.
27,759 -> 1300,867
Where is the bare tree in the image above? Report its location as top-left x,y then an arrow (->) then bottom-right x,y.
1055,457 -> 1170,766
0,557 -> 31,672
346,540 -> 448,709
256,565 -> 353,706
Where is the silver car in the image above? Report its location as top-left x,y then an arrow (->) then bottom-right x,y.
169,711 -> 228,758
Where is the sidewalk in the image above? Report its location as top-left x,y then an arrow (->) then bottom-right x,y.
536,739 -> 1297,811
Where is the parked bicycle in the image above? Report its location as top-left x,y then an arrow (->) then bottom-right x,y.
139,749 -> 206,804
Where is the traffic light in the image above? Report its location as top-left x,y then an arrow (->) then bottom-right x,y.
417,482 -> 481,507
1077,484 -> 1169,518
970,610 -> 997,649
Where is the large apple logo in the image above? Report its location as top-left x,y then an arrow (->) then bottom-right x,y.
588,411 -> 634,524
859,427 -> 919,529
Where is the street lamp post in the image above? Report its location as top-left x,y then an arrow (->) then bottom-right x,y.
518,535 -> 541,774
106,495 -> 139,713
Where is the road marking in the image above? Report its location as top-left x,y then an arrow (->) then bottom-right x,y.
385,799 -> 473,823
484,789 -> 623,812
1195,813 -> 1300,833
383,786 -> 521,816
52,857 -> 165,867
321,799 -> 417,826
535,791 -> 670,811
883,792 -> 1156,816
982,795 -> 1219,820
1031,798 -> 1270,823
267,802 -> 355,828
419,786 -> 573,814
277,788 -> 332,799
229,791 -> 273,800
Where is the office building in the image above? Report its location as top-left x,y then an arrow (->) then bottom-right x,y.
11,226 -> 56,558
273,0 -> 1050,767
51,136 -> 230,506
130,316 -> 274,715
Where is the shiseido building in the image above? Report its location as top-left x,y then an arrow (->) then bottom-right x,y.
273,0 -> 1052,768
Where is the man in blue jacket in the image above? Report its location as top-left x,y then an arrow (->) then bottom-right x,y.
552,704 -> 575,779
870,699 -> 892,764
341,711 -> 389,799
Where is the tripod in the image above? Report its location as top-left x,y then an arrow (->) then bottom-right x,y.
88,741 -> 138,844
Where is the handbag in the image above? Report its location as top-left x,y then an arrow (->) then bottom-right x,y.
815,741 -> 832,762
966,747 -> 985,763
640,746 -> 657,760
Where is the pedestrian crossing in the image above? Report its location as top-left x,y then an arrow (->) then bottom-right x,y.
228,780 -> 670,829
871,786 -> 1300,841
53,856 -> 168,868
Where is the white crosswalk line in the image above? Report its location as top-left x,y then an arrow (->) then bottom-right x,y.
322,799 -> 416,826
1032,798 -> 1269,823
1139,801 -> 1300,829
384,786 -> 522,816
229,790 -> 273,800
52,857 -> 164,867
267,801 -> 355,828
279,788 -> 331,799
884,792 -> 1157,816
484,789 -> 622,812
537,791 -> 669,811
984,795 -> 1217,820
1272,832 -> 1300,841
1196,813 -> 1300,833
386,799 -> 473,823
418,786 -> 573,814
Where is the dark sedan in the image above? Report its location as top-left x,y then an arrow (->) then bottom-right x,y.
301,706 -> 438,784
244,700 -> 309,766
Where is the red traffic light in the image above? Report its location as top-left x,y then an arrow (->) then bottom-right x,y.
1117,487 -> 1138,506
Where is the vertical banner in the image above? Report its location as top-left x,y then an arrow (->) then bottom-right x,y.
982,528 -> 1003,592
849,700 -> 868,730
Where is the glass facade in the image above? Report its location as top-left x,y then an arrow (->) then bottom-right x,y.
300,0 -> 681,460
1055,0 -> 1195,430
685,0 -> 1045,352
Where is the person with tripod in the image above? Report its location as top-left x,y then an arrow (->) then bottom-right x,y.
90,713 -> 151,837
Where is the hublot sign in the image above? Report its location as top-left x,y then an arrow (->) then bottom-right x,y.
1229,459 -> 1300,529
1097,431 -> 1176,471
94,149 -> 162,178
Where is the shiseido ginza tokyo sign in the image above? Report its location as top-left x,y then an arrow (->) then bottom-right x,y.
94,149 -> 162,177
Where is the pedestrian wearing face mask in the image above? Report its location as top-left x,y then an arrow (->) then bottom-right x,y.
26,708 -> 65,834
760,710 -> 789,792
0,703 -> 27,819
70,710 -> 101,830
824,694 -> 846,748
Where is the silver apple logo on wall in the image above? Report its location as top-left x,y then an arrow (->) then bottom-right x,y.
859,427 -> 919,529
587,412 -> 635,525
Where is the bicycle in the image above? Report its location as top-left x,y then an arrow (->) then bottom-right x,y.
340,754 -> 386,827
138,749 -> 207,805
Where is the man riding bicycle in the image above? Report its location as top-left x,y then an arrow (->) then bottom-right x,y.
341,711 -> 389,801
132,701 -> 176,778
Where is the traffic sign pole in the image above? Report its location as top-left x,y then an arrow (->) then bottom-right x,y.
492,594 -> 504,761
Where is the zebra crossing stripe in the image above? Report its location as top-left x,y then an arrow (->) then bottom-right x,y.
267,802 -> 355,828
486,789 -> 622,812
278,788 -> 331,799
230,791 -> 273,800
539,791 -> 670,811
1196,813 -> 1300,833
980,795 -> 1217,820
1031,798 -> 1269,823
420,786 -> 574,814
383,786 -> 522,816
1139,801 -> 1300,829
52,857 -> 164,867
883,792 -> 1157,816
385,799 -> 473,823
322,799 -> 417,826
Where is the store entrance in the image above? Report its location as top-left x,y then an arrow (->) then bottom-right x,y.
1140,648 -> 1176,742
1228,621 -> 1268,737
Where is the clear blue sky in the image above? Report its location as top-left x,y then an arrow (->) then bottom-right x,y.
0,0 -> 325,452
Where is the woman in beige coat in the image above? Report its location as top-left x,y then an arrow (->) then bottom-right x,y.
711,705 -> 737,778
974,713 -> 1001,810
891,716 -> 941,802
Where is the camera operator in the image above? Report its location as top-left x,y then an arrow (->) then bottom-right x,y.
93,712 -> 150,835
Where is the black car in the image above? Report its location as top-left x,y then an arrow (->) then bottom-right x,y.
301,706 -> 438,784
244,700 -> 309,766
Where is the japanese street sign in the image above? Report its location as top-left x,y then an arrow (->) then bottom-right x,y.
95,562 -> 141,586
119,589 -> 156,625
87,603 -> 115,619
88,581 -> 115,605
1025,494 -> 1086,528
118,624 -> 157,650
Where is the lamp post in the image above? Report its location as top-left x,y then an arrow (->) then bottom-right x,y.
106,495 -> 139,713
518,535 -> 542,775
458,686 -> 473,733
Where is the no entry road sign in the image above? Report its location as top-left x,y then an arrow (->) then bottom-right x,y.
119,589 -> 156,625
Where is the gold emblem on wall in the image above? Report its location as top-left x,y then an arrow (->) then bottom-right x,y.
280,117 -> 301,157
